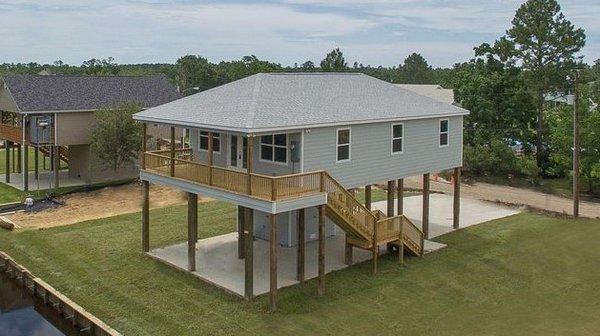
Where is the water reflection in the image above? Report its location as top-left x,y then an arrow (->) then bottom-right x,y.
0,274 -> 80,336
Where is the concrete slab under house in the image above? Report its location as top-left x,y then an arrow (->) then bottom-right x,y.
133,72 -> 473,311
149,194 -> 519,297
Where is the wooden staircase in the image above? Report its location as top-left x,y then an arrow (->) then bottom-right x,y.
39,146 -> 69,164
322,172 -> 424,258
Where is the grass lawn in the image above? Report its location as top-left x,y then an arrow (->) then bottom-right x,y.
1,203 -> 599,335
0,179 -> 124,205
0,148 -> 56,175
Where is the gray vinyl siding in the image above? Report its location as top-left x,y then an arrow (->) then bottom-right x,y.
189,128 -> 301,175
253,207 -> 336,247
302,116 -> 463,188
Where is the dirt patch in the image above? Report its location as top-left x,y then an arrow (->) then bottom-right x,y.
6,182 -> 210,230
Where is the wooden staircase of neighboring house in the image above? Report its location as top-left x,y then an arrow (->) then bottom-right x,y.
322,172 -> 424,266
38,146 -> 69,164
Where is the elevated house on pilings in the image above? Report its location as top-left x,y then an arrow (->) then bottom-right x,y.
133,72 -> 469,311
0,74 -> 181,191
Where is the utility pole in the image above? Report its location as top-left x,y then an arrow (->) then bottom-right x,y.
572,70 -> 580,218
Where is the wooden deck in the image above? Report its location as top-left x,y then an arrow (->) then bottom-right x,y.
143,150 -> 324,202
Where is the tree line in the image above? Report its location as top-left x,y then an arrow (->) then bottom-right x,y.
1,0 -> 598,194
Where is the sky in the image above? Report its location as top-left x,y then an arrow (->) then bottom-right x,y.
0,0 -> 598,68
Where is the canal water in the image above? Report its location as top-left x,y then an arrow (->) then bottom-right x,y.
0,273 -> 80,336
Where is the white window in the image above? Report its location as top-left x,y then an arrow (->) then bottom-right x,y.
199,131 -> 220,153
439,119 -> 449,147
260,133 -> 288,164
336,128 -> 351,162
391,123 -> 404,154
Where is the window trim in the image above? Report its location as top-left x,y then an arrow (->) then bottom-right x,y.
439,119 -> 449,148
391,122 -> 404,155
258,133 -> 289,165
335,127 -> 351,163
198,130 -> 221,154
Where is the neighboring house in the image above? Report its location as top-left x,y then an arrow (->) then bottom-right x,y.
0,74 -> 181,190
395,84 -> 455,105
134,72 -> 468,309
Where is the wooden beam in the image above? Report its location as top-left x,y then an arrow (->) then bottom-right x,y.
397,178 -> 404,216
12,145 -> 15,172
142,180 -> 150,253
5,141 -> 10,183
317,205 -> 325,296
244,207 -> 254,300
297,209 -> 305,283
344,238 -> 353,265
22,144 -> 28,191
247,136 -> 253,195
53,146 -> 59,189
422,173 -> 430,239
238,206 -> 245,259
16,145 -> 21,173
187,193 -> 198,271
399,219 -> 404,265
269,214 -> 278,312
34,147 -> 39,180
49,145 -> 53,171
169,126 -> 175,177
453,167 -> 461,230
208,132 -> 213,185
365,184 -> 372,210
372,218 -> 378,276
386,180 -> 395,217
141,123 -> 147,169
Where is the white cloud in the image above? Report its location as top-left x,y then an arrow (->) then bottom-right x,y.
0,0 -> 597,66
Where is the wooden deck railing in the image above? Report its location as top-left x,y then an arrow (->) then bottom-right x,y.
143,151 -> 324,201
0,123 -> 22,143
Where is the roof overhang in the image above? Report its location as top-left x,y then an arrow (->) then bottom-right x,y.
134,111 -> 470,134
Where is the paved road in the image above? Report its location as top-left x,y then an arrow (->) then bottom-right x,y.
403,176 -> 600,219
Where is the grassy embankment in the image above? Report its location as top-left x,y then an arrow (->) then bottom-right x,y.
1,201 -> 599,335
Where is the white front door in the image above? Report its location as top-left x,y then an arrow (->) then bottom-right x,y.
229,135 -> 248,171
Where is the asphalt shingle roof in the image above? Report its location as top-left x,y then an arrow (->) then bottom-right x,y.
134,72 -> 469,132
3,74 -> 181,112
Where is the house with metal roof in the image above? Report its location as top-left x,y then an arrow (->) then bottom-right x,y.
133,72 -> 468,311
0,74 -> 181,191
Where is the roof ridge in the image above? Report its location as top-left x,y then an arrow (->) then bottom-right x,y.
246,74 -> 263,129
265,72 -> 362,75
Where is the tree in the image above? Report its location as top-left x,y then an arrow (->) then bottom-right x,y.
300,61 -> 315,70
547,82 -> 600,194
82,57 -> 119,75
449,58 -> 536,148
176,55 -> 218,94
89,102 -> 142,171
397,53 -> 435,84
479,0 -> 586,169
320,48 -> 347,72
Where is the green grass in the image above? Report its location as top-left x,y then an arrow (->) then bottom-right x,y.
0,182 -> 23,204
0,178 -> 135,205
0,147 -> 64,175
1,204 -> 599,335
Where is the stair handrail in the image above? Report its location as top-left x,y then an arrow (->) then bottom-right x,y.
401,215 -> 424,255
321,172 -> 377,238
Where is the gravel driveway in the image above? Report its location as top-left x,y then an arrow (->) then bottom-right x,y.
403,176 -> 600,219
